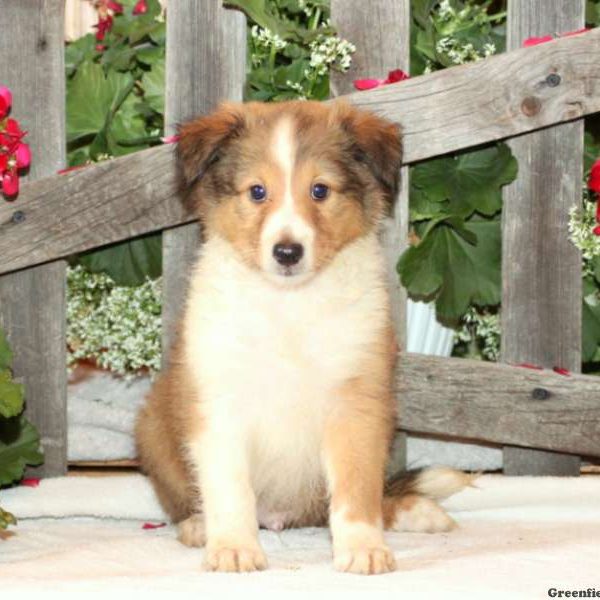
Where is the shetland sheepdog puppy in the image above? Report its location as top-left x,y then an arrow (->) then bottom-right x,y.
135,100 -> 470,575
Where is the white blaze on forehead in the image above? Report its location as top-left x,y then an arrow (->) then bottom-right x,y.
261,117 -> 315,275
271,116 -> 296,199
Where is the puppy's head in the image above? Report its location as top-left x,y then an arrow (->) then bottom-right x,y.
177,100 -> 402,285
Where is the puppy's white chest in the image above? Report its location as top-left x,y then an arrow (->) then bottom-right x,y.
183,235 -> 389,508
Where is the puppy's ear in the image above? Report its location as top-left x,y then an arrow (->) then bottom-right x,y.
176,102 -> 246,190
334,101 -> 403,203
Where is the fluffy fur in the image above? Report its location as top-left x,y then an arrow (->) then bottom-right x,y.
136,100 -> 470,575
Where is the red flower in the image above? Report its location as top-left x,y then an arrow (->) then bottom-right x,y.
106,1 -> 124,13
589,159 -> 600,194
133,0 -> 148,15
2,168 -> 19,197
354,69 -> 410,92
0,96 -> 30,199
95,14 -> 113,41
15,142 -> 31,169
593,225 -> 600,236
0,85 -> 12,119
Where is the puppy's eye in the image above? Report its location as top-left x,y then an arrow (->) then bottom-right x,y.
249,184 -> 267,203
311,183 -> 329,201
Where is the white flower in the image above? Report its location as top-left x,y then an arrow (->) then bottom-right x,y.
66,266 -> 162,378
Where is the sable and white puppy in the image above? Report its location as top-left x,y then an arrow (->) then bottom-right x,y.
136,100 -> 469,575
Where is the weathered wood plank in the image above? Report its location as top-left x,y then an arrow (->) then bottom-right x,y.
331,0 -> 410,471
161,1 -> 246,360
0,0 -> 67,476
501,0 -> 584,476
398,354 -> 599,458
0,29 -> 599,277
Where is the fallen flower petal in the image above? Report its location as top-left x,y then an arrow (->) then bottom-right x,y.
523,35 -> 554,47
133,0 -> 148,15
517,363 -> 544,370
15,142 -> 31,169
57,164 -> 88,175
2,169 -> 19,197
560,28 -> 591,38
161,134 -> 180,144
353,78 -> 384,91
21,478 -> 41,487
142,522 -> 167,530
384,69 -> 410,84
552,367 -> 571,376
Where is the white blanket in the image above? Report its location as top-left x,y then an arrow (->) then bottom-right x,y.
1,474 -> 599,598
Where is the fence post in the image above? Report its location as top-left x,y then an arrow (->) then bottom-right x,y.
331,0 -> 410,471
0,0 -> 67,476
502,0 -> 584,475
161,1 -> 247,361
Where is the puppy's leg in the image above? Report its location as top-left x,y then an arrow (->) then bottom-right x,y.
323,387 -> 396,575
191,426 -> 266,573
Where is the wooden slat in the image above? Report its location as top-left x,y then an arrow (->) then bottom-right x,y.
1,29 -> 599,276
398,353 -> 599,458
331,0 -> 410,472
161,2 -> 246,360
0,0 -> 67,476
501,0 -> 584,476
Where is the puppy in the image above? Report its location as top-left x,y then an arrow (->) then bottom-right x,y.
135,100 -> 470,575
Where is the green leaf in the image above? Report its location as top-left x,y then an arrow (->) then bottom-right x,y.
411,144 -> 517,218
141,62 -> 165,114
0,328 -> 12,372
225,0 -> 299,39
65,34 -> 97,77
78,234 -> 162,286
66,61 -> 135,142
398,218 -> 501,323
0,416 -> 44,487
0,370 -> 24,419
583,281 -> 600,362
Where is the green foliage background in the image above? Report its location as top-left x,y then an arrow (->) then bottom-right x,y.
63,0 -> 600,368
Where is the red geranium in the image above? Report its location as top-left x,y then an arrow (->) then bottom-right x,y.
588,159 -> 600,236
0,86 -> 12,119
589,159 -> 600,195
133,0 -> 148,15
0,85 -> 31,199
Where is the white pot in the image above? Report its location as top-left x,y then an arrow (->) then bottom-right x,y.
406,299 -> 455,356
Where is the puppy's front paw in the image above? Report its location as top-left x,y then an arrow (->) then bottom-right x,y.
204,543 -> 267,573
334,545 -> 396,575
177,514 -> 206,547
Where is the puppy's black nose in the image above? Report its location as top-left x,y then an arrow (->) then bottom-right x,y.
273,242 -> 304,266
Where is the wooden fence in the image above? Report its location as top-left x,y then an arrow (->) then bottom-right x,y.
0,0 -> 598,477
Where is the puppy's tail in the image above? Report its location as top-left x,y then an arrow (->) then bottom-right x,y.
384,466 -> 477,501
